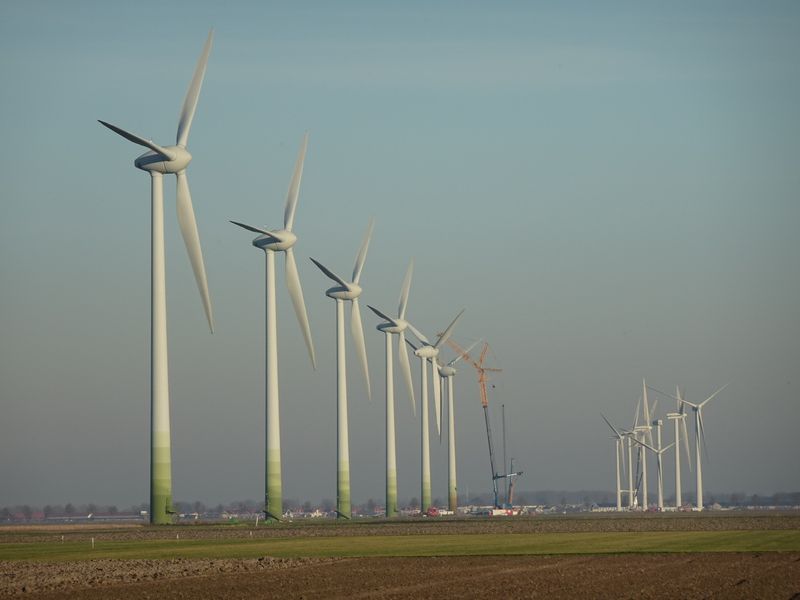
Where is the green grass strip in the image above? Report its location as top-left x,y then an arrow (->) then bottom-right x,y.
1,531 -> 798,562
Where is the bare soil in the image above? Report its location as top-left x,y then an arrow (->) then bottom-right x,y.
3,553 -> 800,599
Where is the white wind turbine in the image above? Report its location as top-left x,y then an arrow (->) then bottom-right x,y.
437,341 -> 478,512
99,31 -> 214,525
367,261 -> 417,518
664,386 -> 692,509
310,220 -> 374,519
632,434 -> 674,511
230,133 -> 316,520
406,310 -> 465,513
649,383 -> 729,511
600,414 -> 628,511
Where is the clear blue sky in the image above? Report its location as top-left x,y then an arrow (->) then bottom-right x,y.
1,1 -> 798,507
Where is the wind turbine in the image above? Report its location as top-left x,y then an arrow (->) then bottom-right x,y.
367,260 -> 416,518
687,383 -> 728,511
437,341 -> 479,512
665,386 -> 692,509
310,220 -> 374,519
600,414 -> 628,511
230,133 -> 316,520
632,433 -> 675,511
648,382 -> 728,510
406,310 -> 465,513
98,31 -> 214,524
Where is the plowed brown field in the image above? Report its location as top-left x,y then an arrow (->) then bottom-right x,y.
4,553 -> 800,599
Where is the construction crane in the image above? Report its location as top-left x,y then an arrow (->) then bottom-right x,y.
446,340 -> 510,509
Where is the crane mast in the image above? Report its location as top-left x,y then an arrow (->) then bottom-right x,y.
447,340 -> 508,509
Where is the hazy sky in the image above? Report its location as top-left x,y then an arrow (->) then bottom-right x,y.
1,1 -> 798,508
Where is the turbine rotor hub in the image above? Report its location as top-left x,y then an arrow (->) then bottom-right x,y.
415,345 -> 438,359
254,229 -> 297,251
327,283 -> 361,301
135,145 -> 191,173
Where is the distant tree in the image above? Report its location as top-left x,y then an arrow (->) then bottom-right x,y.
751,494 -> 761,507
302,500 -> 312,513
215,504 -> 225,515
87,503 -> 98,515
64,503 -> 75,517
409,497 -> 419,509
433,497 -> 442,508
192,501 -> 206,514
366,498 -> 376,514
1,507 -> 12,521
20,505 -> 33,522
322,498 -> 334,513
107,505 -> 118,515
43,505 -> 54,519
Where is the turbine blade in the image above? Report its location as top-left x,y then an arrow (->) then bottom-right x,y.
98,120 -> 175,160
662,442 -> 675,453
284,132 -> 308,231
682,417 -> 692,472
432,359 -> 442,437
406,322 -> 430,346
176,29 -> 213,147
350,298 -> 371,400
646,384 -> 686,406
309,258 -> 350,289
229,220 -> 280,237
434,309 -> 465,349
404,334 -> 419,352
176,171 -> 213,332
601,413 -> 623,438
285,248 -> 316,369
352,218 -> 374,284
632,437 -> 657,453
699,382 -> 730,409
632,397 -> 641,431
397,259 -> 414,319
367,304 -> 397,327
448,340 -> 479,366
397,331 -> 415,416
643,379 -> 653,446
699,410 -> 710,462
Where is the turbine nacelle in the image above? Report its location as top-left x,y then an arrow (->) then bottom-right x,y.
253,229 -> 297,252
377,317 -> 408,334
438,365 -> 456,377
415,345 -> 439,359
326,282 -> 362,301
134,145 -> 192,173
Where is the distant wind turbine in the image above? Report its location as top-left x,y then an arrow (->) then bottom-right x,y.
437,341 -> 478,512
367,259 -> 417,517
310,220 -> 374,519
230,133 -> 316,520
406,310 -> 465,513
601,414 -> 628,511
98,31 -> 215,524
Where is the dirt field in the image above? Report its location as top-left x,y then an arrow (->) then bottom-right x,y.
3,553 -> 800,599
2,514 -> 799,598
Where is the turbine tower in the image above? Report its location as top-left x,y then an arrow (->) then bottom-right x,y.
230,134 -> 316,521
367,260 -> 417,518
683,384 -> 728,510
665,386 -> 692,509
310,220 -> 374,519
99,31 -> 215,524
407,310 -> 465,513
436,341 -> 478,513
600,414 -> 628,511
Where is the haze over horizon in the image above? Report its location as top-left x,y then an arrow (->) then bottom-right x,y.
1,1 -> 798,508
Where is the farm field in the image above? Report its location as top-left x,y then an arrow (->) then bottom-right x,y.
2,513 -> 799,598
